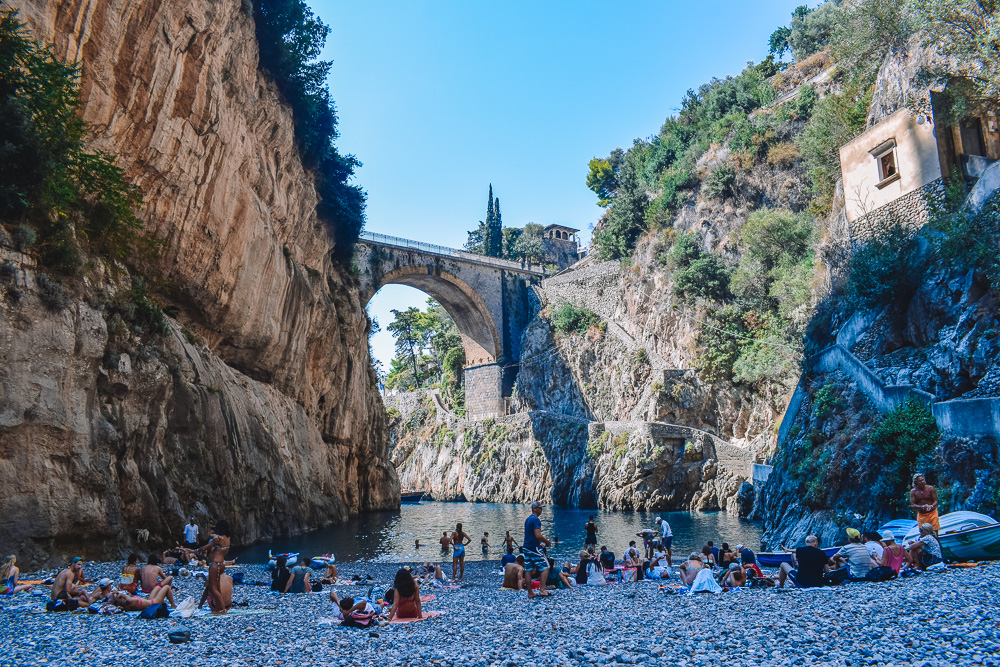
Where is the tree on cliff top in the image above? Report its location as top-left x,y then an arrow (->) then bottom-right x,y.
252,0 -> 365,263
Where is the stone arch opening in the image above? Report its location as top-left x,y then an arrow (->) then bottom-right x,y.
366,265 -> 502,366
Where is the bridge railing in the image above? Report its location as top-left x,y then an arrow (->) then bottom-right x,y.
359,231 -> 548,276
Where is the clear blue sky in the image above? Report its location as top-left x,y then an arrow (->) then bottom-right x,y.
310,0 -> 806,370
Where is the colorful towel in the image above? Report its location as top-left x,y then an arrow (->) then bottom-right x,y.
389,610 -> 445,624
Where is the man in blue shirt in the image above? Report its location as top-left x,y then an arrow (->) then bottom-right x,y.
523,501 -> 552,598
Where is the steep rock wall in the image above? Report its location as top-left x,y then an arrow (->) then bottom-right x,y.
0,0 -> 397,565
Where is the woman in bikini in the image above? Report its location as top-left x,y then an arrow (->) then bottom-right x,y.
0,555 -> 33,596
678,552 -> 705,586
198,520 -> 232,614
119,553 -> 139,594
387,568 -> 422,621
450,523 -> 471,583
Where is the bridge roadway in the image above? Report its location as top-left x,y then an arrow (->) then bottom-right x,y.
359,231 -> 549,277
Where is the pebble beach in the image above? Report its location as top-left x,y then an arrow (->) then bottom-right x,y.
2,560 -> 999,667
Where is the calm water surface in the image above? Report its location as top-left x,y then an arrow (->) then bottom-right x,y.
234,502 -> 762,565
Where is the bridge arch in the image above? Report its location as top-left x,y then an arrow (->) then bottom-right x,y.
365,265 -> 501,366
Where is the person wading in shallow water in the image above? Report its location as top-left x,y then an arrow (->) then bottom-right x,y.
584,516 -> 598,549
439,532 -> 452,553
909,474 -> 940,533
450,523 -> 471,583
523,501 -> 552,599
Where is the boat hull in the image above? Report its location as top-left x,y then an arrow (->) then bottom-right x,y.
400,491 -> 425,503
940,524 -> 1000,561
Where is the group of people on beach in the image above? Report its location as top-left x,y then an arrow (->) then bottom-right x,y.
14,519 -> 235,616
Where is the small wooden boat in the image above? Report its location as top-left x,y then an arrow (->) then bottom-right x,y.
267,551 -> 298,569
939,523 -> 1000,561
756,546 -> 841,568
901,511 -> 998,544
400,490 -> 426,503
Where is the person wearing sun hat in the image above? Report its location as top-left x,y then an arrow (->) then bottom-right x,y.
878,529 -> 908,573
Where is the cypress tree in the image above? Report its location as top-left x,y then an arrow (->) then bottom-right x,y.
483,185 -> 503,257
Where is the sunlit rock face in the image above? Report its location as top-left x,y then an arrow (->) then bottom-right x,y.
0,0 -> 398,566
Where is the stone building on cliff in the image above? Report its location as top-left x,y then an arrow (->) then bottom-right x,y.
542,224 -> 582,269
840,96 -> 1000,244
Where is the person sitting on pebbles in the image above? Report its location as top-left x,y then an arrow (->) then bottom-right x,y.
721,562 -> 747,588
416,562 -> 445,585
200,561 -> 233,614
678,553 -> 706,586
386,568 -> 423,621
321,560 -> 340,585
1,555 -> 33,596
119,554 -> 140,594
906,523 -> 944,570
502,555 -> 526,590
81,578 -> 115,605
50,557 -> 87,603
140,554 -> 175,608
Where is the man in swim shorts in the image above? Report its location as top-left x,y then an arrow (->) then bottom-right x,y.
655,517 -> 673,566
584,516 -> 598,549
909,474 -> 940,532
523,501 -> 552,598
50,558 -> 86,604
439,532 -> 451,553
450,523 -> 471,583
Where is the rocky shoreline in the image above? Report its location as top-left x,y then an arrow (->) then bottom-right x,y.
2,560 -> 998,666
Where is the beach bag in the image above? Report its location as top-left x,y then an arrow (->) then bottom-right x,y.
824,567 -> 850,586
865,566 -> 895,582
342,611 -> 377,628
138,603 -> 170,619
311,581 -> 323,592
231,572 -> 244,585
168,630 -> 192,644
175,597 -> 198,619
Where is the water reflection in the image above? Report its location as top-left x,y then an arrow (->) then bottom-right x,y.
234,502 -> 763,565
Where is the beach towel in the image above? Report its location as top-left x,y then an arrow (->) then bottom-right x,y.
389,610 -> 445,624
687,568 -> 723,595
419,594 -> 435,603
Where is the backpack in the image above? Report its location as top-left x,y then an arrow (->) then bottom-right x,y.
865,566 -> 896,582
823,567 -> 850,586
138,603 -> 170,619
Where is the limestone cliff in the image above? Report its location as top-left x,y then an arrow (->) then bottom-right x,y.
0,0 -> 398,565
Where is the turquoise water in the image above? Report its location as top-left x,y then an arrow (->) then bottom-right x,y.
234,502 -> 762,565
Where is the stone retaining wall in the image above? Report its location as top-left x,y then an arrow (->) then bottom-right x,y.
850,179 -> 946,245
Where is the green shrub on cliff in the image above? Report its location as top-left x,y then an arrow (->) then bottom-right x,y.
251,0 -> 365,263
0,10 -> 155,272
869,399 -> 940,508
551,302 -> 600,336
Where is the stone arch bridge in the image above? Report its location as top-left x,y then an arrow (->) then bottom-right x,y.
356,232 -> 547,420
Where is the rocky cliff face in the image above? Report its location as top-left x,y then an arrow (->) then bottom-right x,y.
0,0 -> 397,565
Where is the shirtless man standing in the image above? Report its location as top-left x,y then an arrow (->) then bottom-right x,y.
909,474 -> 940,532
140,554 -> 175,608
50,558 -> 86,603
450,523 -> 472,583
439,531 -> 452,553
503,531 -> 518,552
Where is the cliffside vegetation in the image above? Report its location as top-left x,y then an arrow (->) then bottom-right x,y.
252,0 -> 365,263
0,10 -> 155,274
